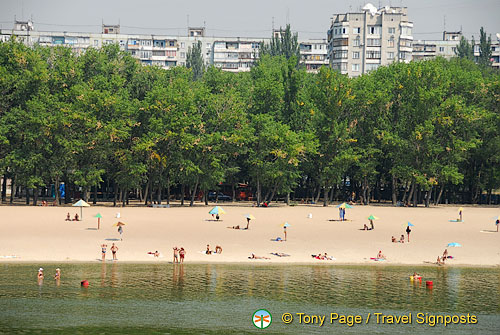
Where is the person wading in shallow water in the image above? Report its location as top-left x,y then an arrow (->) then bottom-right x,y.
111,243 -> 119,261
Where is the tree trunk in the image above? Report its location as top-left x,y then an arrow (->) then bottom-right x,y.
286,192 -> 290,205
435,184 -> 444,205
1,174 -> 6,203
323,185 -> 328,207
425,186 -> 432,207
143,180 -> 149,205
406,181 -> 415,205
54,176 -> 60,205
189,178 -> 199,207
256,177 -> 261,206
231,183 -> 235,203
93,185 -> 98,205
180,184 -> 185,206
412,184 -> 418,207
487,188 -> 492,205
166,177 -> 171,205
10,176 -> 15,204
268,184 -> 278,203
391,174 -> 397,206
204,189 -> 208,205
113,182 -> 118,207
314,185 -> 321,203
26,186 -> 30,205
329,186 -> 335,204
157,185 -> 162,205
33,188 -> 38,206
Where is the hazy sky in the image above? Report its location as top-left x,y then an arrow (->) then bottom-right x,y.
0,0 -> 498,41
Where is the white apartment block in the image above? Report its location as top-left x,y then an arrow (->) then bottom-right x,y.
299,39 -> 329,72
0,21 -> 329,73
328,4 -> 413,77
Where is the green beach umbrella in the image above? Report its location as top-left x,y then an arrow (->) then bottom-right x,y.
94,213 -> 103,230
367,215 -> 379,220
281,222 -> 291,228
72,199 -> 90,220
337,202 -> 353,209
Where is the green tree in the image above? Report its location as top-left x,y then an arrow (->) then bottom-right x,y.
260,24 -> 300,62
186,40 -> 205,81
477,27 -> 492,67
455,36 -> 474,61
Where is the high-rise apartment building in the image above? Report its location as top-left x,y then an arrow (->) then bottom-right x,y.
327,4 -> 413,76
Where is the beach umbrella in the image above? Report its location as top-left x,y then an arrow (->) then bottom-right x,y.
209,206 -> 226,215
281,222 -> 291,228
72,199 -> 90,220
447,242 -> 462,247
367,215 -> 379,220
112,221 -> 126,227
94,213 -> 103,230
407,222 -> 414,226
458,207 -> 463,211
336,202 -> 353,209
245,214 -> 256,220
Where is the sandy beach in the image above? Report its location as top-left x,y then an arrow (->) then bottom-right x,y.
0,203 -> 499,266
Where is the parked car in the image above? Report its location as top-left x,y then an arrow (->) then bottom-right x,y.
208,192 -> 232,201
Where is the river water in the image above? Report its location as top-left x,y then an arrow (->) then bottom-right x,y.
0,263 -> 499,334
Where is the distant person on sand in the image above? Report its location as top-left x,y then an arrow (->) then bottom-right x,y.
179,248 -> 185,263
369,218 -> 374,230
339,207 -> 343,221
206,244 -> 212,255
54,268 -> 61,280
246,217 -> 251,229
364,224 -> 369,231
231,225 -> 240,229
400,235 -> 405,243
284,226 -> 287,241
118,225 -> 123,241
173,247 -> 179,263
216,214 -> 220,221
496,219 -> 499,232
437,256 -> 444,265
153,251 -> 159,258
37,268 -> 44,280
406,226 -> 412,242
111,243 -> 118,260
443,249 -> 448,259
391,236 -> 396,243
249,253 -> 270,259
377,251 -> 386,260
459,209 -> 463,222
65,213 -> 71,221
215,245 -> 222,254
74,213 -> 79,221
101,244 -> 107,261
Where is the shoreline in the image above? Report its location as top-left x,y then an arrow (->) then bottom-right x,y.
2,260 -> 500,269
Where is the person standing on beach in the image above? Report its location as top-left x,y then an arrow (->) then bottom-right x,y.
179,248 -> 186,263
496,219 -> 499,232
284,226 -> 287,241
37,268 -> 44,280
246,217 -> 251,229
101,244 -> 107,261
173,247 -> 179,263
339,207 -> 343,221
406,225 -> 411,242
459,209 -> 463,222
54,268 -> 61,280
118,225 -> 123,241
369,219 -> 374,230
111,243 -> 119,261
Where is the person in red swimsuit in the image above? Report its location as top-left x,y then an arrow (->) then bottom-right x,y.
179,248 -> 186,263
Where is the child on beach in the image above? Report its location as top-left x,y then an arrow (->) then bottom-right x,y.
173,247 -> 179,263
111,243 -> 118,260
399,235 -> 405,243
179,248 -> 185,263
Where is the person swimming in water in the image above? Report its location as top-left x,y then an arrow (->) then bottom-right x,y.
54,268 -> 61,280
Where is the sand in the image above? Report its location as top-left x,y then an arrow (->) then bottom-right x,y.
0,203 -> 499,266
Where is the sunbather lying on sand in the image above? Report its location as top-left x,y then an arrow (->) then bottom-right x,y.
271,252 -> 290,257
248,253 -> 270,260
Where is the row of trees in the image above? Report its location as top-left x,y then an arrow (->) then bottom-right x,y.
0,35 -> 498,207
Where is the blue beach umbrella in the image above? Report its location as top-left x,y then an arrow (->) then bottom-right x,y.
281,222 -> 291,228
447,242 -> 462,247
407,222 -> 414,226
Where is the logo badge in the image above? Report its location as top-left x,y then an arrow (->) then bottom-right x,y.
252,309 -> 272,329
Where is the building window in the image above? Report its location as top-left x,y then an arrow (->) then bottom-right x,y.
333,50 -> 348,59
387,52 -> 394,59
341,63 -> 347,71
352,64 -> 359,72
366,63 -> 379,72
388,27 -> 396,34
206,43 -> 211,48
439,47 -> 445,52
368,26 -> 381,35
332,38 -> 348,47
367,38 -> 381,47
352,51 -> 360,59
451,47 -> 457,53
341,27 -> 348,34
353,27 -> 361,34
399,52 -> 408,60
181,42 -> 185,48
388,37 -> 395,48
180,52 -> 186,58
153,50 -> 165,56
366,50 -> 381,59
353,36 -> 360,47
